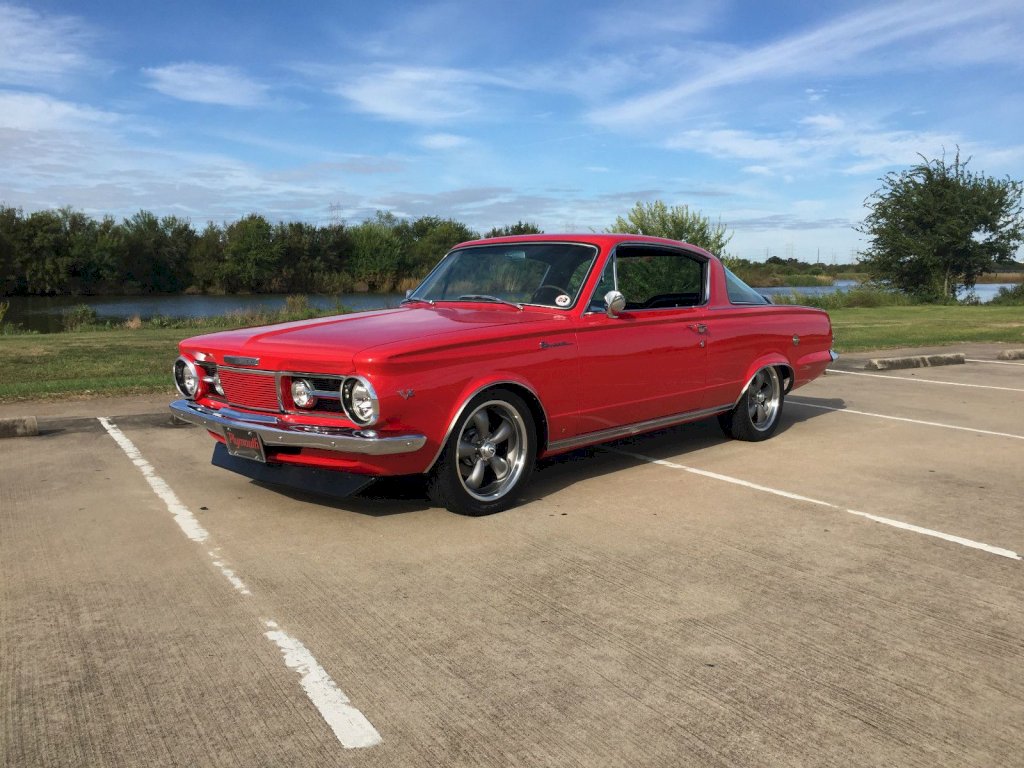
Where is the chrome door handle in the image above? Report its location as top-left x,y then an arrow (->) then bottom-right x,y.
689,323 -> 707,334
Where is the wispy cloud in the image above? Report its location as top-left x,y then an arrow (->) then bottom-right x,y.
419,133 -> 471,150
593,0 -> 1018,127
144,63 -> 270,107
0,90 -> 118,131
585,0 -> 722,42
335,66 -> 517,124
667,116 -> 965,175
0,3 -> 97,87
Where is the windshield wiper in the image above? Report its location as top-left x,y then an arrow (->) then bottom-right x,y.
400,297 -> 435,306
457,294 -> 524,310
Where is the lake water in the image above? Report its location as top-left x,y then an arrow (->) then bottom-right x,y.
2,292 -> 406,333
759,281 -> 1016,304
2,282 -> 1017,333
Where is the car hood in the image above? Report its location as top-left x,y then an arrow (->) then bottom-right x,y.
179,305 -> 555,373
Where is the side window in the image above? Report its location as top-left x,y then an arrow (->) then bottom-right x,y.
615,249 -> 705,309
725,268 -> 771,305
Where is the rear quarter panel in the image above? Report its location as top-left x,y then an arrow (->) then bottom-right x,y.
705,305 -> 833,406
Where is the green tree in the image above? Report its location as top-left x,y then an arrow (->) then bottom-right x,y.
609,200 -> 733,256
188,222 -> 226,292
349,217 -> 404,291
222,214 -> 280,292
859,152 -> 1024,300
404,216 -> 477,275
0,205 -> 24,293
485,221 -> 543,238
21,210 -> 72,294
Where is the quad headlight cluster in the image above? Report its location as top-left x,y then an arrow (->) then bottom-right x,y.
175,356 -> 379,426
290,375 -> 378,425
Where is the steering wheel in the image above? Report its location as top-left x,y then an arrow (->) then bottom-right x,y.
530,284 -> 569,305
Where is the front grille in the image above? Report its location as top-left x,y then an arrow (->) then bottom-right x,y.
219,369 -> 279,410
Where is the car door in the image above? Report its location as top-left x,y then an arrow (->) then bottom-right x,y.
574,245 -> 710,434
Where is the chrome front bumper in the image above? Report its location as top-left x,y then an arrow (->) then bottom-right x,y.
169,400 -> 427,456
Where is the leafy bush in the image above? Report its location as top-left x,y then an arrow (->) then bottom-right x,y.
989,282 -> 1024,305
62,304 -> 99,331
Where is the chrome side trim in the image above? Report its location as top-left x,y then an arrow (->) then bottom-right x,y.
170,400 -> 425,456
424,380 -> 550,473
547,404 -> 733,453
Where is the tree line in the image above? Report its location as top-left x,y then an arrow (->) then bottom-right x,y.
0,206 -> 541,296
3,154 -> 1021,302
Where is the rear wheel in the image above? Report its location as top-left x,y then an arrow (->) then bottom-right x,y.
428,389 -> 536,515
718,366 -> 784,441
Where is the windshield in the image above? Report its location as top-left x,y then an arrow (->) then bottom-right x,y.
409,243 -> 599,308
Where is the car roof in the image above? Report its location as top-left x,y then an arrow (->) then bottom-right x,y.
451,233 -> 718,259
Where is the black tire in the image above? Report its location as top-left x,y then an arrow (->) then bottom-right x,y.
718,366 -> 784,442
427,389 -> 537,515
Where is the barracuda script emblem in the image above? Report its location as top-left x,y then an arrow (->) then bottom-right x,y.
224,355 -> 260,366
398,389 -> 415,400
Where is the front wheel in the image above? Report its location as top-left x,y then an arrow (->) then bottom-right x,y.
718,366 -> 784,441
428,389 -> 537,515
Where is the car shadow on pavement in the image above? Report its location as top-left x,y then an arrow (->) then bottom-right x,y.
247,399 -> 841,516
251,475 -> 433,516
522,399 -> 841,506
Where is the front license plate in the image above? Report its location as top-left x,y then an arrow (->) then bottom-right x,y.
224,426 -> 266,463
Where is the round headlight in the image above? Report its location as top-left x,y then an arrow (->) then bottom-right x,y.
341,376 -> 379,425
291,378 -> 317,409
173,357 -> 202,399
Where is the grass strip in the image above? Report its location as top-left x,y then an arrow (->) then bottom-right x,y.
2,305 -> 1024,402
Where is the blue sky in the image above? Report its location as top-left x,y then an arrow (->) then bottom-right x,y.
1,0 -> 1022,262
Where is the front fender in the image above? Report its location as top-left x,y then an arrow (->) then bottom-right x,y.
425,373 -> 549,473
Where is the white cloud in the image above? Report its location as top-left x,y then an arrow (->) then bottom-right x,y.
0,3 -> 97,87
335,66 -> 516,124
0,90 -> 117,131
419,133 -> 471,150
144,63 -> 270,107
586,0 -> 721,41
593,0 -> 1017,127
668,118 -> 975,177
800,114 -> 844,132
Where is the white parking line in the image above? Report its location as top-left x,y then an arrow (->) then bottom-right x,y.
610,448 -> 1021,561
828,368 -> 1024,393
788,400 -> 1024,441
965,358 -> 1024,367
99,417 -> 382,749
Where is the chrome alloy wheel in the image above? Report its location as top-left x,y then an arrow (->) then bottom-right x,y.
747,367 -> 781,432
456,399 -> 529,502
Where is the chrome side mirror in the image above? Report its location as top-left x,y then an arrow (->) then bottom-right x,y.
604,290 -> 626,318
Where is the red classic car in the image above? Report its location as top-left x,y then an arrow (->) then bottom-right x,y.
171,234 -> 835,515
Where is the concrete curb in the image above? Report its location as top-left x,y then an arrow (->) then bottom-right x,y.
996,349 -> 1024,360
0,411 -> 190,438
865,353 -> 966,371
0,416 -> 39,438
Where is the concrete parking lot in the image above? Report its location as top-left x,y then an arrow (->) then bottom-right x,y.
2,344 -> 1022,767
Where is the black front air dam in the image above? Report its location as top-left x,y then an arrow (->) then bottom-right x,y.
211,443 -> 375,499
